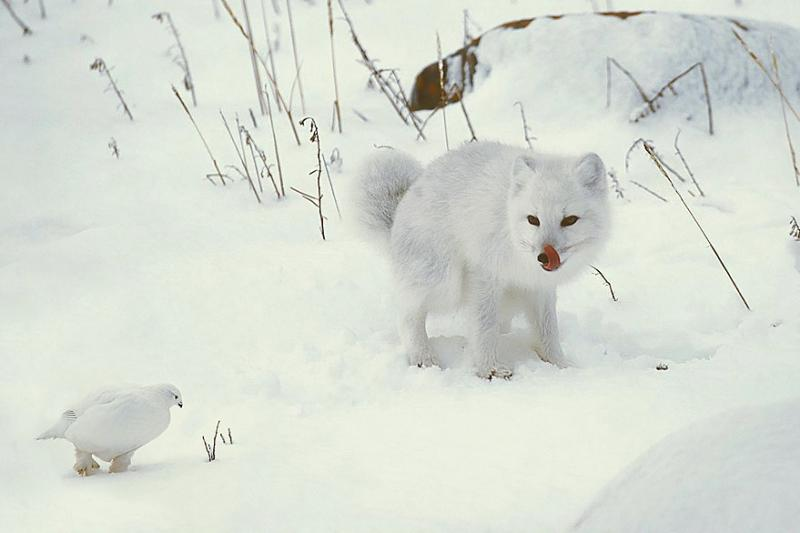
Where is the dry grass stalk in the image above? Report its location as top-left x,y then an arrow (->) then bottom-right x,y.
453,85 -> 477,142
220,0 -> 302,145
241,0 -> 267,115
629,179 -> 668,202
108,137 -> 119,159
292,117 -> 326,240
221,111 -> 262,203
625,138 -> 686,183
608,169 -> 624,199
437,33 -> 450,151
203,420 -> 222,461
172,86 -> 226,186
38,0 -> 46,19
790,216 -> 800,241
263,89 -> 286,196
632,62 -> 714,135
90,58 -> 134,121
590,266 -> 618,301
733,30 -> 800,122
770,48 -> 800,187
260,0 -> 282,112
514,101 -> 535,149
673,129 -> 704,197
606,57 -> 651,110
336,0 -> 426,139
245,127 -> 281,199
641,140 -> 750,311
153,12 -> 197,107
1,0 -> 32,35
285,0 -> 306,113
327,0 -> 342,133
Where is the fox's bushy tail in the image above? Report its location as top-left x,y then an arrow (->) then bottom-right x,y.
355,149 -> 422,240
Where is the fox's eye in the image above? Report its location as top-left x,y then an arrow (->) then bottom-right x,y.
561,215 -> 579,227
527,215 -> 540,226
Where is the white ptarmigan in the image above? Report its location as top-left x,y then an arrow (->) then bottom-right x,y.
37,383 -> 183,475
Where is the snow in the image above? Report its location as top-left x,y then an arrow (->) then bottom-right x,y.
1,0 -> 799,531
572,399 -> 800,533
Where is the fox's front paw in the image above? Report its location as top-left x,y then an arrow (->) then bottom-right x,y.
475,362 -> 513,380
409,349 -> 440,369
533,346 -> 572,368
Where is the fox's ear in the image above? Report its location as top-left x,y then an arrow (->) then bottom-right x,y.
575,153 -> 606,192
511,155 -> 536,193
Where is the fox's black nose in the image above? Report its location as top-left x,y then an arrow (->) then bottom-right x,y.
537,252 -> 548,265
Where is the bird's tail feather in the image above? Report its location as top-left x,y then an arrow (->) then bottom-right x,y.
36,410 -> 77,440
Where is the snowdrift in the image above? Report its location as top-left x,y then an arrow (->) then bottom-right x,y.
572,399 -> 800,533
410,11 -> 800,117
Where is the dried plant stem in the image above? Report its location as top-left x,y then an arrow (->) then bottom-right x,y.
153,12 -> 197,107
264,89 -> 285,196
629,179 -> 668,202
416,108 -> 439,140
625,138 -> 686,183
590,266 -> 618,301
336,0 -> 426,139
733,30 -> 800,122
90,58 -> 134,121
220,0 -> 301,145
221,111 -> 261,202
673,129 -> 704,197
1,0 -> 32,35
453,86 -> 477,142
514,101 -> 535,149
641,140 -> 750,311
292,117 -> 325,239
437,33 -> 450,151
285,0 -> 306,113
241,0 -> 267,115
245,127 -> 280,199
327,0 -> 342,133
260,0 -> 282,112
606,57 -> 651,110
790,216 -> 800,240
203,420 -> 222,461
636,62 -> 714,135
38,0 -> 46,19
228,427 -> 234,444
172,86 -> 226,186
770,48 -> 800,187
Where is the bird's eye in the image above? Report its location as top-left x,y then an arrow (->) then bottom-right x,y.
527,215 -> 540,226
561,215 -> 580,227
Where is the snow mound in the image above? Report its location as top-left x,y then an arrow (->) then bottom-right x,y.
572,399 -> 800,533
411,11 -> 800,120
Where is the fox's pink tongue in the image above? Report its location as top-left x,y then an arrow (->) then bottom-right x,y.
542,244 -> 561,271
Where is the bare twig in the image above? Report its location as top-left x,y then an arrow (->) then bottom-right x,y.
608,169 -> 624,199
733,29 -> 800,122
625,138 -> 686,183
220,0 -> 302,145
285,0 -> 306,113
264,88 -> 285,196
327,0 -> 342,133
153,12 -> 197,107
172,86 -> 226,186
453,85 -> 477,142
673,129 -> 704,197
260,0 -> 282,112
514,101 -> 535,149
770,47 -> 800,187
90,58 -> 134,121
641,140 -> 750,310
590,266 -> 618,301
228,427 -> 234,444
221,111 -> 261,203
1,0 -> 32,35
437,33 -> 449,151
245,127 -> 281,199
38,0 -> 45,19
241,0 -> 267,115
352,108 -> 369,122
294,117 -> 326,239
202,420 -> 222,461
108,138 -> 119,159
629,179 -> 668,202
790,216 -> 800,241
606,57 -> 651,110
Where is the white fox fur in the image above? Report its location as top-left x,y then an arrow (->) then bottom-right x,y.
356,142 -> 610,378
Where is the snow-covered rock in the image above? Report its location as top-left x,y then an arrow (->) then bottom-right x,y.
411,11 -> 800,120
572,399 -> 800,533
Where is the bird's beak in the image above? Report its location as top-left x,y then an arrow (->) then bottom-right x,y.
178,402 -> 183,408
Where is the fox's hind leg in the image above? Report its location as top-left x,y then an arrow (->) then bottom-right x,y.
73,448 -> 99,476
397,288 -> 439,368
525,286 -> 571,368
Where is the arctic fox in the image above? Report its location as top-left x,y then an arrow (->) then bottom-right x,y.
357,142 -> 610,378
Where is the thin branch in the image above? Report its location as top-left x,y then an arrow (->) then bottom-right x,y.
790,216 -> 800,241
285,0 -> 306,114
327,0 -> 342,133
629,179 -> 668,202
153,12 -> 197,107
437,32 -> 449,151
241,0 -> 267,115
172,86 -> 226,186
514,101 -> 535,149
264,88 -> 285,196
260,0 -> 282,112
733,29 -> 800,122
590,266 -> 618,301
1,0 -> 32,35
641,140 -> 750,311
673,129 -> 704,197
770,46 -> 800,187
90,58 -> 134,121
295,117 -> 326,239
606,57 -> 651,110
453,85 -> 477,142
